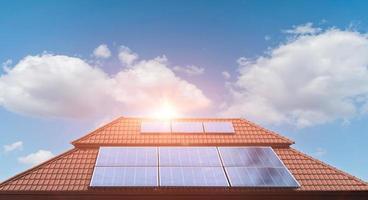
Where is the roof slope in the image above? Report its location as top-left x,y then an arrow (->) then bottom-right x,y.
1,147 -> 367,192
72,117 -> 293,147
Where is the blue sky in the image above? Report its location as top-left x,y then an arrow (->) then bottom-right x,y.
1,0 -> 368,182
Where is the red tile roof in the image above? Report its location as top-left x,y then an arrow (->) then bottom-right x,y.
72,117 -> 294,148
1,117 -> 367,194
1,147 -> 367,192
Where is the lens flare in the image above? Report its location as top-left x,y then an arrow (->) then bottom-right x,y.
151,100 -> 179,120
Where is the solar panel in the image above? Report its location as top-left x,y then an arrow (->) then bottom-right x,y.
203,122 -> 235,133
218,147 -> 283,167
159,147 -> 222,167
160,167 -> 229,187
96,147 -> 158,167
141,121 -> 171,133
219,147 -> 299,187
90,167 -> 158,187
225,167 -> 299,187
171,122 -> 203,133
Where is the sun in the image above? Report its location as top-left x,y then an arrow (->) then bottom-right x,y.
151,100 -> 179,120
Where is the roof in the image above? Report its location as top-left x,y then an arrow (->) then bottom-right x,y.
1,147 -> 367,192
72,117 -> 294,148
1,117 -> 367,194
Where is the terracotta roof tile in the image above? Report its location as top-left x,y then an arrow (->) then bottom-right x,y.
1,146 -> 367,192
72,117 -> 293,147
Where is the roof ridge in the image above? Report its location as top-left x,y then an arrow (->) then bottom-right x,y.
239,118 -> 294,145
71,116 -> 123,146
289,148 -> 368,186
0,148 -> 76,188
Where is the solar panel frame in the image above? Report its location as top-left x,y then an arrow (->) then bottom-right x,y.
159,167 -> 229,187
159,147 -> 222,167
224,167 -> 299,188
91,146 -> 299,188
218,147 -> 284,167
90,166 -> 158,187
218,146 -> 300,188
96,147 -> 158,167
203,122 -> 235,134
141,121 -> 171,133
171,122 -> 204,133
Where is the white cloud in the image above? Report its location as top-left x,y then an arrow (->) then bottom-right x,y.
93,44 -> 111,58
222,28 -> 368,128
18,149 -> 54,166
173,65 -> 204,76
264,35 -> 271,41
3,141 -> 23,152
0,49 -> 210,119
314,147 -> 327,157
284,22 -> 321,35
118,46 -> 138,65
222,71 -> 231,79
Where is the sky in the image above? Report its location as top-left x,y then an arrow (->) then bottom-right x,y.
1,0 -> 368,182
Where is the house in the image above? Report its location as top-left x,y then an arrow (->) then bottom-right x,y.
1,117 -> 367,199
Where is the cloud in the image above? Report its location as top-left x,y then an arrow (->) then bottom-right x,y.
118,46 -> 138,65
222,27 -> 368,128
93,44 -> 111,58
284,22 -> 322,35
222,71 -> 231,79
3,141 -> 23,152
173,65 -> 204,76
18,149 -> 54,166
0,49 -> 210,119
314,147 -> 327,157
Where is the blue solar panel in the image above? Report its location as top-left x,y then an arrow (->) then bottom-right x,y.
90,167 -> 158,187
159,147 -> 222,167
160,167 -> 229,187
91,146 -> 299,188
219,147 -> 299,187
218,147 -> 284,167
203,122 -> 235,133
225,167 -> 299,187
96,147 -> 158,166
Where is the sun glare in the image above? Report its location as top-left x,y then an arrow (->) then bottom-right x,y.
151,101 -> 179,120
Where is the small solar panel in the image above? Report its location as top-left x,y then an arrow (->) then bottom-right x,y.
225,167 -> 299,187
171,122 -> 203,133
96,147 -> 158,167
90,167 -> 158,187
141,121 -> 171,133
203,122 -> 235,133
218,147 -> 283,167
160,167 -> 229,187
159,147 -> 222,167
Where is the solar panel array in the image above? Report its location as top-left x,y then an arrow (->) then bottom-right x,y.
141,121 -> 235,134
90,147 -> 299,188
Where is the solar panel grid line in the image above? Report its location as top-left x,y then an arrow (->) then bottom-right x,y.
216,146 -> 232,187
